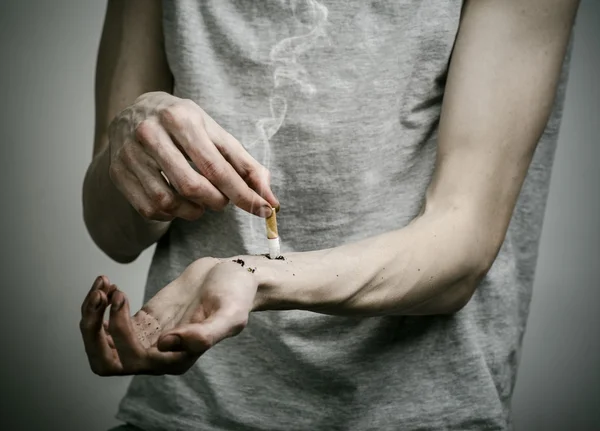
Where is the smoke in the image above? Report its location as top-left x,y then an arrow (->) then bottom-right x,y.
245,0 -> 329,247
252,0 -> 328,163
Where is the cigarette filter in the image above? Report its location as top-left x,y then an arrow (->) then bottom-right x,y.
266,205 -> 280,258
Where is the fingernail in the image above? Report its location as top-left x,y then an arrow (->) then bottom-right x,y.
160,334 -> 182,351
90,276 -> 103,292
274,203 -> 280,213
112,297 -> 125,311
88,292 -> 101,311
258,205 -> 273,218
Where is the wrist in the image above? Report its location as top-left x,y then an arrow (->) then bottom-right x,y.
83,147 -> 171,262
226,254 -> 286,312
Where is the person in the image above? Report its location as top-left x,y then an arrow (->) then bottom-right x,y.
79,0 -> 580,429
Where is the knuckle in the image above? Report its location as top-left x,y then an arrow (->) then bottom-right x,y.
137,205 -> 158,220
179,178 -> 204,199
237,162 -> 254,183
199,160 -> 225,180
108,163 -> 121,184
119,144 -> 137,166
134,119 -> 156,145
158,105 -> 181,128
153,189 -> 178,212
245,166 -> 268,187
159,101 -> 192,128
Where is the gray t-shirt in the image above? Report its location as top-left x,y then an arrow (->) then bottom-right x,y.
116,1 -> 572,429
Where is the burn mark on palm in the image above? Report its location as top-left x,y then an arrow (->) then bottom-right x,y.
132,310 -> 162,349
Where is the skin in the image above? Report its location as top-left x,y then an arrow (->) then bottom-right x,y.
80,0 -> 580,375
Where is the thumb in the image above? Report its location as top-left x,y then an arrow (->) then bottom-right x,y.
157,310 -> 248,354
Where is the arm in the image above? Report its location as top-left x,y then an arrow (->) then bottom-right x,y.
83,1 -> 279,264
248,0 -> 579,316
79,0 -> 580,374
82,0 -> 173,263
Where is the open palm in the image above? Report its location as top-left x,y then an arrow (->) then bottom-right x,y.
79,257 -> 259,376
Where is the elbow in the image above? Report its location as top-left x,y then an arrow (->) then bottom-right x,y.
82,204 -> 140,265
84,217 -> 141,264
104,249 -> 140,264
444,216 -> 503,314
89,233 -> 141,264
81,159 -> 143,264
404,256 -> 494,316
443,253 -> 496,314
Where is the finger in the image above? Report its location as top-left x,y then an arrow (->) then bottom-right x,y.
98,277 -> 117,300
127,148 -> 206,221
160,108 -> 273,218
207,121 -> 280,209
111,164 -> 174,222
106,333 -> 115,350
81,275 -> 106,315
80,286 -> 121,375
81,275 -> 115,326
108,289 -> 147,371
193,127 -> 273,218
157,310 -> 247,355
103,322 -> 116,349
80,289 -> 105,337
136,118 -> 229,212
143,347 -> 197,376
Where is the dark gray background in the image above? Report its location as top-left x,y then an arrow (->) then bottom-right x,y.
0,1 -> 597,430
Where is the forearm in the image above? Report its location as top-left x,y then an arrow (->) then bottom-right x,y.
84,0 -> 175,263
245,204 -> 491,317
82,147 -> 170,263
235,0 -> 577,318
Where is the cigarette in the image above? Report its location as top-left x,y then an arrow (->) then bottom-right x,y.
266,204 -> 280,258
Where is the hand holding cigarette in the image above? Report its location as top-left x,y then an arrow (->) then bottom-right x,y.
107,92 -> 279,222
